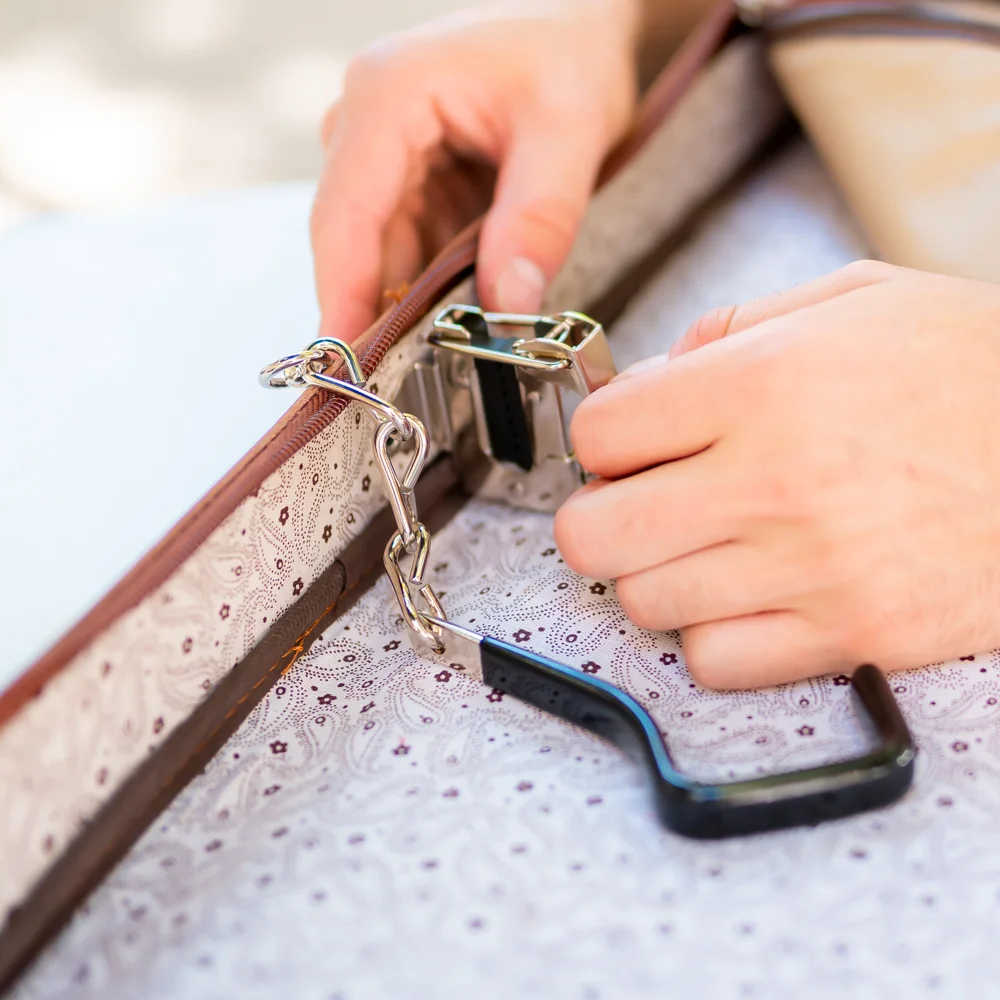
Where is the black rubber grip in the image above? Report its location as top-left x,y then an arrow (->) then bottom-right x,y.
480,637 -> 915,839
474,357 -> 533,471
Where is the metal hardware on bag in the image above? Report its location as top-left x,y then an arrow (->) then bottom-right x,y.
383,525 -> 446,653
426,305 -> 617,511
374,418 -> 428,544
429,306 -> 615,397
392,358 -> 455,451
258,336 -> 365,389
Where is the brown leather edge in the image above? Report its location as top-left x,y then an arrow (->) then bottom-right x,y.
599,0 -> 739,184
0,389 -> 329,725
0,457 -> 462,992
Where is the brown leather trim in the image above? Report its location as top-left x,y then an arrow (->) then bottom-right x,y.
0,2 -> 739,722
0,458 -> 462,992
1,563 -> 349,991
599,0 -> 739,184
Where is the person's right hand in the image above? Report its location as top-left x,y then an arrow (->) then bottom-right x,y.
311,0 -> 641,342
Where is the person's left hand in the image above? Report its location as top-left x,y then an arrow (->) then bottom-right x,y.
554,261 -> 1000,688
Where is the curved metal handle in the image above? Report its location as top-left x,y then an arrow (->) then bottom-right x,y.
480,637 -> 915,838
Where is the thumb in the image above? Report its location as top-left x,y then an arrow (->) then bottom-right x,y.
477,121 -> 604,313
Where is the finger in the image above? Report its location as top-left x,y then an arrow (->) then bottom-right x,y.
570,346 -> 732,480
680,612 -> 848,690
477,118 -> 604,313
416,158 -> 494,262
554,449 -> 735,580
319,100 -> 341,150
573,260 -> 900,480
311,100 -> 441,341
379,209 -> 424,296
668,259 -> 897,359
614,541 -> 787,631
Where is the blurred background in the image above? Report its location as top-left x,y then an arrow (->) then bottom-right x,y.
0,0 -> 465,234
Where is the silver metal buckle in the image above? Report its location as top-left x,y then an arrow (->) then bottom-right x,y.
418,305 -> 616,510
429,306 -> 614,396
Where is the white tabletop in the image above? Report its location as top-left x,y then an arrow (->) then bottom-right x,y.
0,184 -> 316,680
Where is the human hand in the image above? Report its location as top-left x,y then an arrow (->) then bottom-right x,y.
311,0 -> 640,341
555,261 -> 1000,688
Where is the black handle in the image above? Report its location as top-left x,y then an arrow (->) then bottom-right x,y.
481,637 -> 915,839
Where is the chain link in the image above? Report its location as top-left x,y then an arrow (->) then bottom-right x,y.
260,337 -> 446,652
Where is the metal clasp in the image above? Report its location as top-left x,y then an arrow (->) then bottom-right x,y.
258,337 -> 365,389
429,306 -> 615,396
424,305 -> 616,510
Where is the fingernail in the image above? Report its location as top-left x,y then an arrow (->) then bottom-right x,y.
495,256 -> 546,313
612,353 -> 670,381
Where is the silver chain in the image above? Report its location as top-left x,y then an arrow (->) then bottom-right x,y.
259,337 -> 447,652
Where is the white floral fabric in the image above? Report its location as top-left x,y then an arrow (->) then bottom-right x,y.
14,141 -> 1000,1000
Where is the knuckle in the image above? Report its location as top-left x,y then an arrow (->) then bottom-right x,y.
553,502 -> 596,577
529,76 -> 588,124
569,397 -> 606,474
532,63 -> 632,143
679,627 -> 728,689
743,466 -> 803,524
689,304 -> 737,349
344,44 -> 390,90
799,527 -> 841,584
343,51 -> 379,93
512,197 -> 581,262
840,258 -> 896,283
343,38 -> 413,95
616,575 -> 662,631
